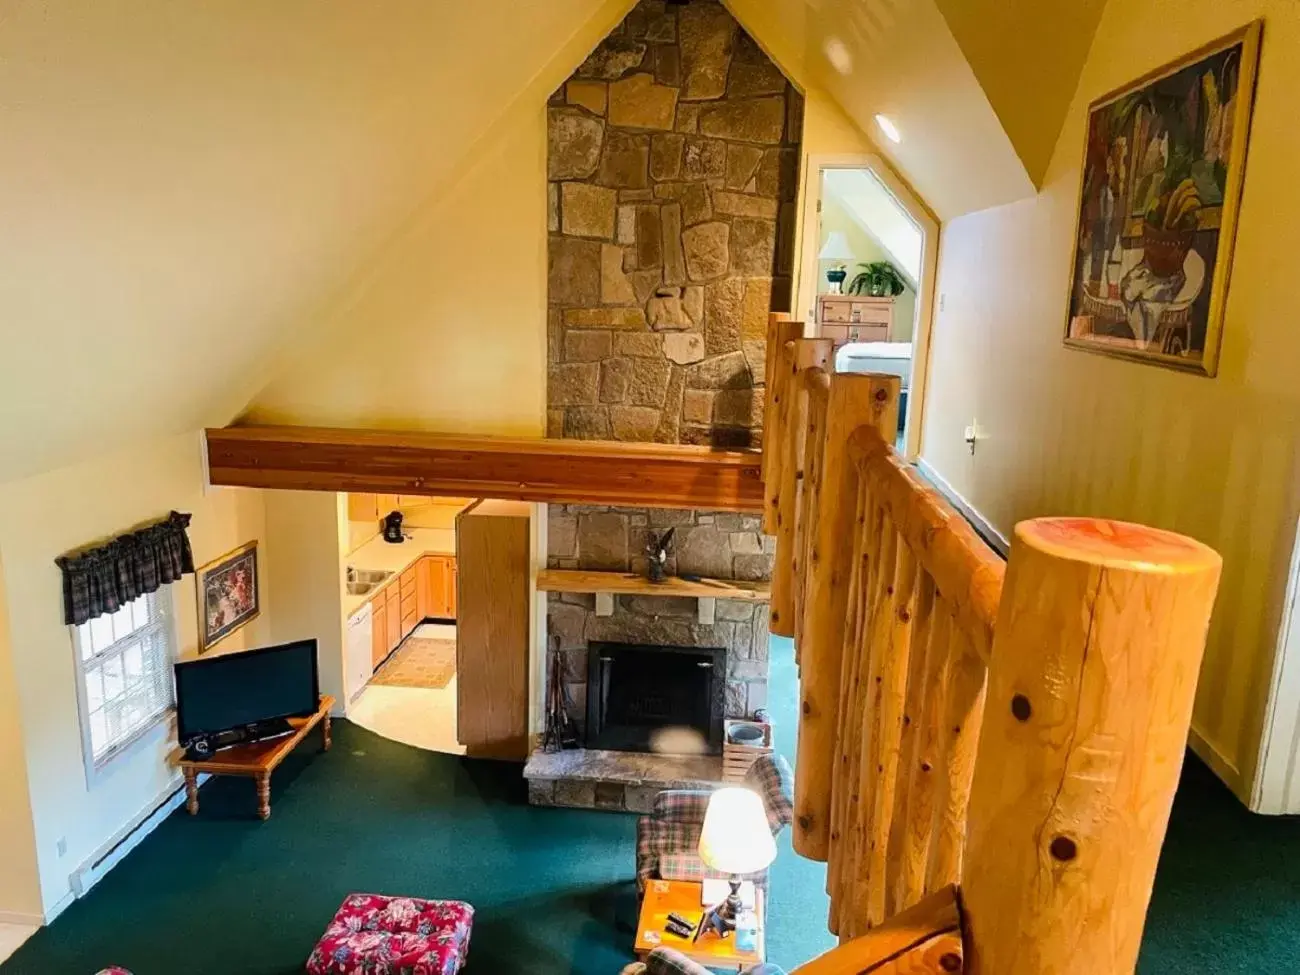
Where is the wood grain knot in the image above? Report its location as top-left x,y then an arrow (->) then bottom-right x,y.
920,761 -> 932,772
939,952 -> 962,972
874,389 -> 889,402
898,609 -> 911,622
1050,835 -> 1078,862
802,701 -> 811,715
798,814 -> 813,830
1010,694 -> 1032,721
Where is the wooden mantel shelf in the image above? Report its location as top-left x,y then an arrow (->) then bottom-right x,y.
537,568 -> 769,624
204,426 -> 762,512
538,569 -> 770,601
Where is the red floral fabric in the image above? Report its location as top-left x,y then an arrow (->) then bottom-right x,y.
305,893 -> 474,975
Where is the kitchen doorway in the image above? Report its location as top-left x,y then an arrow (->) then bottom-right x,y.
797,155 -> 938,458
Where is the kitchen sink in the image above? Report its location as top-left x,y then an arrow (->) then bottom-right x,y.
346,567 -> 392,595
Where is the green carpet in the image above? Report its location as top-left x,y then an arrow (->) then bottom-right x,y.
3,637 -> 1296,973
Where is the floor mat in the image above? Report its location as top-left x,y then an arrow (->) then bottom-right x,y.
371,636 -> 456,689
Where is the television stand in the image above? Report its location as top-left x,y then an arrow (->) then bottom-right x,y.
179,695 -> 334,820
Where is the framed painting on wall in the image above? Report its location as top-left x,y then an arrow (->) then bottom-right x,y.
197,541 -> 259,652
1064,21 -> 1261,376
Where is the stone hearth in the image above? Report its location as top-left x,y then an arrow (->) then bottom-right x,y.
524,748 -> 722,813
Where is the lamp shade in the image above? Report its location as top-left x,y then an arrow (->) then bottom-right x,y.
697,787 -> 777,875
818,231 -> 853,261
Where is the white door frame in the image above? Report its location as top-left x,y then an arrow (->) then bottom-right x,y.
795,153 -> 939,461
1251,515 -> 1300,813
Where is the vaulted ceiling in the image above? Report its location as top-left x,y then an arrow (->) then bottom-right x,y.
0,0 -> 1105,484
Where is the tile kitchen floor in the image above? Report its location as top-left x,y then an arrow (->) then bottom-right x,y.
0,924 -> 35,965
347,624 -> 464,756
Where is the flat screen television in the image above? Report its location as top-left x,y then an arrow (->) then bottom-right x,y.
174,640 -> 320,745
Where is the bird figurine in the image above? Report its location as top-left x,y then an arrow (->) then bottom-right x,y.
645,528 -> 674,583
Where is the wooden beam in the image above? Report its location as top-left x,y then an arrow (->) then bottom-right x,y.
204,425 -> 763,512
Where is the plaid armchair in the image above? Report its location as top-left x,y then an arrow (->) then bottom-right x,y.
621,947 -> 786,975
635,753 -> 794,894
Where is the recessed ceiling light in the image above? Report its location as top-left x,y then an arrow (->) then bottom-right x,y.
824,37 -> 852,75
875,114 -> 901,144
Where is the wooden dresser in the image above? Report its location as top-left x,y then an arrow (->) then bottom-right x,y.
816,295 -> 895,345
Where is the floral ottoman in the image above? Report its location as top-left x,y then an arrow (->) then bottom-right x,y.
305,893 -> 474,975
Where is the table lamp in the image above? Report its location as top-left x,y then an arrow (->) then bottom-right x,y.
818,231 -> 853,293
697,787 -> 777,936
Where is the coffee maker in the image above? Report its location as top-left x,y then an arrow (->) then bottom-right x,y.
382,510 -> 404,543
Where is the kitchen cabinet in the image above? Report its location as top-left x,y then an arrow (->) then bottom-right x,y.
385,584 -> 402,654
421,555 -> 457,620
371,588 -> 389,670
360,551 -> 459,677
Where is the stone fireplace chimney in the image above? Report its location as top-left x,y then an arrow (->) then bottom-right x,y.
532,0 -> 798,810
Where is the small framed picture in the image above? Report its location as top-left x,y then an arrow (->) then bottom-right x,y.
196,541 -> 259,652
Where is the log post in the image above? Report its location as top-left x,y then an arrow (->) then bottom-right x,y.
762,316 -> 803,535
794,373 -> 900,863
794,369 -> 832,655
962,518 -> 1221,975
771,338 -> 833,637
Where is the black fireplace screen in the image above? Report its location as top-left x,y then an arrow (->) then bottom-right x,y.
586,641 -> 725,755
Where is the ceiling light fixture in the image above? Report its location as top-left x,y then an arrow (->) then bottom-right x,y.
824,37 -> 852,75
875,114 -> 901,144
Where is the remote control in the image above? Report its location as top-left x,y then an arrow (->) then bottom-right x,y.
664,919 -> 693,939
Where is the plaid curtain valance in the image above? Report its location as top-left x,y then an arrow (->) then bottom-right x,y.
55,511 -> 195,626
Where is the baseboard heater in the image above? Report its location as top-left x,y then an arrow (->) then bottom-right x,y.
69,773 -> 206,900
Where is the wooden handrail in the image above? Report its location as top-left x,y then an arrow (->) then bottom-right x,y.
765,327 -> 1223,969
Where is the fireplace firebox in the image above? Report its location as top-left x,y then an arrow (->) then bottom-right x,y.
586,641 -> 725,755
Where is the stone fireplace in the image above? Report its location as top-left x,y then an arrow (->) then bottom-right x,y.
529,0 -> 791,811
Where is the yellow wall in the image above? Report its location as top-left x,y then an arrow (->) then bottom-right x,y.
923,0 -> 1295,801
244,102 -> 550,437
0,556 -> 42,920
934,0 -> 1107,185
790,92 -> 885,323
264,492 -> 346,709
816,195 -> 918,344
0,0 -> 626,484
0,432 -> 272,914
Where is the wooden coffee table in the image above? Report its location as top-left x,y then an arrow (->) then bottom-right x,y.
178,695 -> 334,820
634,879 -> 765,972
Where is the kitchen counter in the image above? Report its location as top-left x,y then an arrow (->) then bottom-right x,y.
344,527 -> 456,619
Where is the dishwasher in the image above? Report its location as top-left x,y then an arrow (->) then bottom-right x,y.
345,602 -> 374,705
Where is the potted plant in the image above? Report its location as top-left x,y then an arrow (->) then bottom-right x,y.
848,261 -> 907,298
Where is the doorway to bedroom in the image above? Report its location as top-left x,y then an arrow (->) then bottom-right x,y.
798,158 -> 937,457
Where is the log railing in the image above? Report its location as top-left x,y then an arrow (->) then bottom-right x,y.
763,314 -> 1224,972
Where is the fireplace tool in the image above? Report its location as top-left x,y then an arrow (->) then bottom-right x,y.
542,636 -> 579,752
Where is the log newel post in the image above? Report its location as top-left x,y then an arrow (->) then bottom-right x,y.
762,315 -> 803,536
792,372 -> 900,862
961,517 -> 1222,974
771,337 -> 833,637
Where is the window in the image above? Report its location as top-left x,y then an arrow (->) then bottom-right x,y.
73,592 -> 176,767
